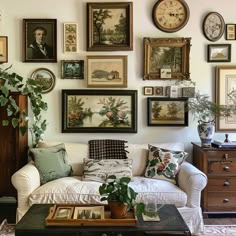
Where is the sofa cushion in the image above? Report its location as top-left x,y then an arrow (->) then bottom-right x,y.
29,143 -> 72,184
144,145 -> 187,184
29,176 -> 187,208
82,159 -> 132,183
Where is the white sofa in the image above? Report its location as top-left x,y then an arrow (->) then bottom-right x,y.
12,141 -> 207,235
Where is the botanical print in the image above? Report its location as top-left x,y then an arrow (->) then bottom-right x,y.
67,95 -> 131,128
93,8 -> 127,45
151,101 -> 185,124
64,23 -> 78,52
150,46 -> 182,73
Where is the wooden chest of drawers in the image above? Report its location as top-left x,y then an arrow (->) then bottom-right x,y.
192,142 -> 236,215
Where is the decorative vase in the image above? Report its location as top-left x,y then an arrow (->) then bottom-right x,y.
197,120 -> 215,147
108,201 -> 127,219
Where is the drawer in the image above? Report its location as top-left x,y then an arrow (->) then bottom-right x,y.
206,150 -> 236,161
208,160 -> 236,174
208,177 -> 236,191
207,192 -> 236,211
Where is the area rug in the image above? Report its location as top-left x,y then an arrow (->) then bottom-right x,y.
1,220 -> 236,236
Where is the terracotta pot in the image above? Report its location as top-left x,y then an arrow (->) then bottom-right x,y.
108,201 -> 127,219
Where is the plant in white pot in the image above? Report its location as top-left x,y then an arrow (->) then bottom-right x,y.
99,175 -> 144,219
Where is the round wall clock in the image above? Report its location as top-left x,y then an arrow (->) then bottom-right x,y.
152,0 -> 190,33
203,12 -> 225,41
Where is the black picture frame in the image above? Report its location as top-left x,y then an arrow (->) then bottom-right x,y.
147,97 -> 188,126
87,2 -> 133,51
62,89 -> 137,133
207,44 -> 231,62
226,24 -> 236,40
61,60 -> 84,79
23,19 -> 57,62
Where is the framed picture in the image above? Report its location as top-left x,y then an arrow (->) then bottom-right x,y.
64,23 -> 78,52
226,24 -> 236,40
147,97 -> 188,126
53,207 -> 73,220
143,37 -> 191,80
23,19 -> 57,62
30,68 -> 56,94
216,66 -> 236,131
61,60 -> 84,79
87,2 -> 133,51
155,86 -> 164,96
0,36 -> 8,63
144,87 -> 154,95
62,89 -> 137,133
87,55 -> 127,88
207,44 -> 231,62
73,206 -> 104,220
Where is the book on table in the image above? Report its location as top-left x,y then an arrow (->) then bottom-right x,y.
212,140 -> 236,148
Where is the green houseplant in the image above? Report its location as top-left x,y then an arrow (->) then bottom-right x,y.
99,175 -> 144,219
0,64 -> 48,147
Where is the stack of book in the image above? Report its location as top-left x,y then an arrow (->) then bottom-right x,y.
211,140 -> 236,148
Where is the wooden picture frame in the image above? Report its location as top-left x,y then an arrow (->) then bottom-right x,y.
23,19 -> 57,62
87,2 -> 133,51
62,60 -> 84,79
226,24 -> 236,40
144,87 -> 154,95
147,97 -> 188,126
53,207 -> 73,220
73,206 -> 104,220
87,55 -> 127,88
62,89 -> 137,133
207,44 -> 231,62
64,23 -> 78,52
0,36 -> 8,63
155,86 -> 164,96
30,68 -> 56,94
143,37 -> 191,80
216,66 -> 236,131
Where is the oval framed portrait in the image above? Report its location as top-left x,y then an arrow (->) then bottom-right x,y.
31,68 -> 56,94
203,12 -> 225,41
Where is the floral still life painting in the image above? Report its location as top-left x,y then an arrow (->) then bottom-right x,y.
62,90 -> 137,133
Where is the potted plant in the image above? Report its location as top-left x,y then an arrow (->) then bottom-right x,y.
0,64 -> 48,147
99,175 -> 144,219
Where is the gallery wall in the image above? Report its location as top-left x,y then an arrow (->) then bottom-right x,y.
1,0 -> 236,158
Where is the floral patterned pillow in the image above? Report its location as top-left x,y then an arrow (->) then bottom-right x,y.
144,144 -> 188,184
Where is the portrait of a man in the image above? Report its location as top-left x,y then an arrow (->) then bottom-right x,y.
23,19 -> 57,62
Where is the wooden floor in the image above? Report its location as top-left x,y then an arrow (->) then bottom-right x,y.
204,214 -> 236,225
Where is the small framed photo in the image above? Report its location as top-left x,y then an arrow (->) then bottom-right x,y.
30,68 -> 56,94
87,2 -> 133,51
226,24 -> 236,40
182,87 -> 195,97
87,55 -> 127,88
144,87 -> 154,95
207,44 -> 231,62
73,206 -> 104,219
155,86 -> 164,96
147,97 -> 188,126
62,60 -> 84,79
64,23 -> 78,53
0,36 -> 8,63
53,207 -> 73,220
23,19 -> 57,62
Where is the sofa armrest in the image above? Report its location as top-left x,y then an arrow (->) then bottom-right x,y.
11,162 -> 40,219
177,161 -> 207,208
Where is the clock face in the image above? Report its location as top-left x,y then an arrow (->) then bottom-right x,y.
152,0 -> 190,32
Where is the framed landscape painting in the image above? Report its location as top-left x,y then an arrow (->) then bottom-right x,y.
147,97 -> 188,126
87,2 -> 133,51
62,89 -> 137,133
87,55 -> 127,88
0,36 -> 8,63
61,60 -> 84,79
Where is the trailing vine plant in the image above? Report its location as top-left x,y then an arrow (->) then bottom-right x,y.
0,64 -> 48,147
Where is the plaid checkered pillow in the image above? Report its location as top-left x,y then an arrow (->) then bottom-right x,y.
88,139 -> 128,159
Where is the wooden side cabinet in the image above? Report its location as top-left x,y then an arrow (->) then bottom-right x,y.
192,142 -> 236,215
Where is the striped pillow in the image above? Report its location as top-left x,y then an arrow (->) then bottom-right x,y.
82,158 -> 132,183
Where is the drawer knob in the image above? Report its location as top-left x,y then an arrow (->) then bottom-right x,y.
224,181 -> 230,186
223,166 -> 230,171
224,153 -> 229,160
223,198 -> 229,203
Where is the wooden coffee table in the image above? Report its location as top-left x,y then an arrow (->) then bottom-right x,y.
15,204 -> 191,236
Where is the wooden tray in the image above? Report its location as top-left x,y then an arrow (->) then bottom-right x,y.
45,204 -> 137,226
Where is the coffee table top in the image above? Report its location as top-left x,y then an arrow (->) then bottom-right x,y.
15,204 -> 191,236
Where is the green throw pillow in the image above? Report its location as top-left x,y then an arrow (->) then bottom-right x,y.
29,143 -> 72,184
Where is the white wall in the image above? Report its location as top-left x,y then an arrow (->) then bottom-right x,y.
1,0 -> 236,158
